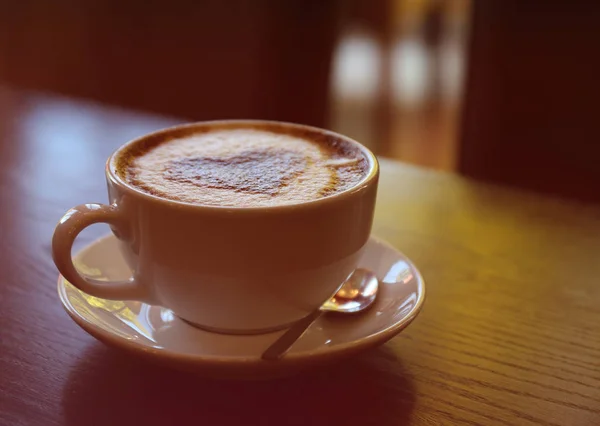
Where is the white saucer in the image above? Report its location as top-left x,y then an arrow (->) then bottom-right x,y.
58,234 -> 426,379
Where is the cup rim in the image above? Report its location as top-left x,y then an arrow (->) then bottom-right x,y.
106,119 -> 379,212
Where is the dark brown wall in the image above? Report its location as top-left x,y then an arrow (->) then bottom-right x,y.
0,0 -> 337,126
460,0 -> 600,202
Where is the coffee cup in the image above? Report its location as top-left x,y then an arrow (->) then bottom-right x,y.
52,120 -> 378,334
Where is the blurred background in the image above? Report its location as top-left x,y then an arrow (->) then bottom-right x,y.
1,0 -> 599,201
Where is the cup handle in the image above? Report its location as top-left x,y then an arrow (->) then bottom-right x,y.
52,203 -> 150,302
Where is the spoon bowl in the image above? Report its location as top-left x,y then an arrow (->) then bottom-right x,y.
262,268 -> 379,360
322,269 -> 379,313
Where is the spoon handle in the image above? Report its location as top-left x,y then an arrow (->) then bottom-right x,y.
262,309 -> 324,360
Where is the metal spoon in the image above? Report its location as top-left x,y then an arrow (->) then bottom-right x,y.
262,268 -> 379,360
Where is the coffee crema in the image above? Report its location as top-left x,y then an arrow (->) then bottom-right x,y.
120,127 -> 368,207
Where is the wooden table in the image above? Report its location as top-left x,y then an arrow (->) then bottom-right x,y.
1,87 -> 600,426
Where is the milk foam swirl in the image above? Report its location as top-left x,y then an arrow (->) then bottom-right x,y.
125,129 -> 367,207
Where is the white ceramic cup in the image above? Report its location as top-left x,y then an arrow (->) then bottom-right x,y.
52,120 -> 379,334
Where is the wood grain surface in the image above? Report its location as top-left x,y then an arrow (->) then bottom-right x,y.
1,87 -> 600,425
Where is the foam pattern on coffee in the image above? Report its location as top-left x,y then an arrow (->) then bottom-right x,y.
126,129 -> 367,207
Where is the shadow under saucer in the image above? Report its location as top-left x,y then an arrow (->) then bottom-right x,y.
62,343 -> 416,426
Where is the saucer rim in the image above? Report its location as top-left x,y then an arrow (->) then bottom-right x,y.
58,234 -> 426,365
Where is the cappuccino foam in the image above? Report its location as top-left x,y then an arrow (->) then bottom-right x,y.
122,128 -> 368,207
